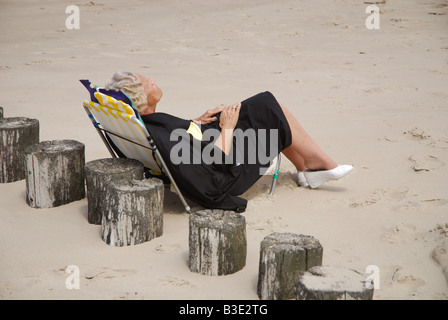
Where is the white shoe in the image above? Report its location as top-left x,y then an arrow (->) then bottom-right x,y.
304,165 -> 354,189
297,171 -> 309,187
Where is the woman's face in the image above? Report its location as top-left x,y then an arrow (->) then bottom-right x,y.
137,74 -> 163,110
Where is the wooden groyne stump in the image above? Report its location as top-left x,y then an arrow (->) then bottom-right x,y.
295,265 -> 374,300
24,140 -> 85,208
189,210 -> 247,276
85,158 -> 145,225
102,178 -> 164,247
257,232 -> 323,300
0,107 -> 3,118
0,117 -> 39,183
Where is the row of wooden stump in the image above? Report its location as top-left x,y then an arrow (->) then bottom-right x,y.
84,158 -> 374,300
188,212 -> 374,300
0,114 -> 374,300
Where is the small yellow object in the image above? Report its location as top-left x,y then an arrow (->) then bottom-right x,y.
187,121 -> 203,141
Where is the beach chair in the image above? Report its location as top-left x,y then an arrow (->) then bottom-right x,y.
80,80 -> 192,214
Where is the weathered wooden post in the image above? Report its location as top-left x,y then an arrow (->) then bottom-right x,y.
84,158 -> 145,225
257,232 -> 323,300
295,265 -> 374,300
24,140 -> 85,208
189,210 -> 247,276
0,117 -> 39,183
0,107 -> 3,118
101,178 -> 164,247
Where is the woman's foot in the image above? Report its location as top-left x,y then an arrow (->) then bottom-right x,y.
303,165 -> 354,189
297,171 -> 309,187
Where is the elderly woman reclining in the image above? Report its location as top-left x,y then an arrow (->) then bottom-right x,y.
100,71 -> 353,212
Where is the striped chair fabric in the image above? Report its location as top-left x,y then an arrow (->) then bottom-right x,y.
83,90 -> 161,174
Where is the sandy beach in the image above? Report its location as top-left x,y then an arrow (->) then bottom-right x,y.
0,0 -> 447,300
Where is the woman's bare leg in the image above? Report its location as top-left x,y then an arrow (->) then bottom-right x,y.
278,103 -> 338,171
282,148 -> 307,171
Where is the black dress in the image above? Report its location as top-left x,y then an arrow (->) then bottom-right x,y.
141,91 -> 292,212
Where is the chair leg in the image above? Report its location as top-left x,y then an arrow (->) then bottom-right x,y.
269,154 -> 281,196
153,148 -> 192,214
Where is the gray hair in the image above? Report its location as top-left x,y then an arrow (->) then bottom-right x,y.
104,71 -> 147,113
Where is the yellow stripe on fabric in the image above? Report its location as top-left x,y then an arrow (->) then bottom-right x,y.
118,100 -> 134,117
125,121 -> 148,162
187,122 -> 203,141
109,111 -> 153,169
86,98 -> 133,157
83,101 -> 93,112
94,92 -> 137,122
95,98 -> 136,158
83,100 -> 100,114
95,94 -> 113,117
96,96 -> 138,156
107,96 -> 131,122
108,108 -> 136,157
89,92 -> 160,171
106,97 -> 120,120
109,122 -> 135,158
95,93 -> 128,121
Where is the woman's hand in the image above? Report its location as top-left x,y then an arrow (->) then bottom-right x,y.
192,105 -> 225,125
218,103 -> 241,130
214,103 -> 241,155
